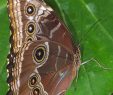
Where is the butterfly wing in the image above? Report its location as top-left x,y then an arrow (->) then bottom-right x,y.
7,0 -> 81,95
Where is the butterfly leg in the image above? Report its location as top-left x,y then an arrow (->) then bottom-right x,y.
81,57 -> 110,70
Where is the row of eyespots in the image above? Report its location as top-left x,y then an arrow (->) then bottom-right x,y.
28,45 -> 47,95
29,74 -> 40,95
25,3 -> 36,36
25,3 -> 39,94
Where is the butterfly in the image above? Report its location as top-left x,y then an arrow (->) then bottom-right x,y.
7,0 -> 81,95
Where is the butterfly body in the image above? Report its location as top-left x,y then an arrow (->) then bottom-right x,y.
7,0 -> 81,95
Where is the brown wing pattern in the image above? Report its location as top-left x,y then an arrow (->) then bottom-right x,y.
7,0 -> 81,95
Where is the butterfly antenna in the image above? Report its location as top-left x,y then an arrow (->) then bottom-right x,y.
81,57 -> 111,70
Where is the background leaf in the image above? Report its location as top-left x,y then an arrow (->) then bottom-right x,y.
0,0 -> 113,95
0,0 -> 9,94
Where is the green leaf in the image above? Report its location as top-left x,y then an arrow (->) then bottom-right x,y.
0,0 -> 9,95
0,0 -> 113,95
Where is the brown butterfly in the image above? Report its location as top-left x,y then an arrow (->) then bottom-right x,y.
7,0 -> 81,95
